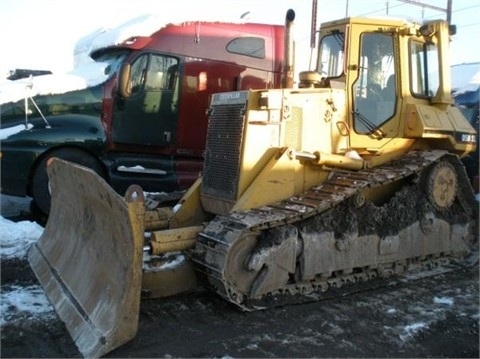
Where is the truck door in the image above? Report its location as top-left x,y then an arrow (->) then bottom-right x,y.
112,53 -> 179,146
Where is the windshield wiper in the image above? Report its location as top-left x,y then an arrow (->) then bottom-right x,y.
353,110 -> 386,138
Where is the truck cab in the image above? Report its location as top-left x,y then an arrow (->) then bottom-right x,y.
0,19 -> 285,214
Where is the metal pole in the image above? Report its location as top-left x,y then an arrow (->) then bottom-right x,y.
447,0 -> 452,24
311,0 -> 317,48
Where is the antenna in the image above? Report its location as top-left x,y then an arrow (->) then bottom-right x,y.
24,75 -> 51,129
240,11 -> 251,21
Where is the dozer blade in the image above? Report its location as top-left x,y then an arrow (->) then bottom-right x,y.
28,158 -> 145,358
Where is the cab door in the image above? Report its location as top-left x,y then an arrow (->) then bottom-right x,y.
347,25 -> 399,149
112,53 -> 179,146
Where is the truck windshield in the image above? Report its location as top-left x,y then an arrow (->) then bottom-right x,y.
317,30 -> 345,78
91,49 -> 130,76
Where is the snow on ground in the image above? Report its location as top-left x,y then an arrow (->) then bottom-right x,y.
386,288 -> 474,344
0,216 -> 43,259
0,193 -> 187,327
0,195 -> 43,260
0,285 -> 56,326
0,195 -> 53,326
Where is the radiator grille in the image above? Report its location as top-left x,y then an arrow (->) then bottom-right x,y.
202,102 -> 246,200
284,106 -> 303,150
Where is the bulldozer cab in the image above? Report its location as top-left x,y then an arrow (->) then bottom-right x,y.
316,17 -> 471,155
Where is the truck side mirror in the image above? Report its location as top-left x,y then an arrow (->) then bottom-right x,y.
118,63 -> 132,98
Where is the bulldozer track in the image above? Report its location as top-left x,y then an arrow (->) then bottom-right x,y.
191,150 -> 477,311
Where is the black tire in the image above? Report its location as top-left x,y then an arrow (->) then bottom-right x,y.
31,148 -> 105,215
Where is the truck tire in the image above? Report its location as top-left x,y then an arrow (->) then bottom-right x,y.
31,148 -> 106,216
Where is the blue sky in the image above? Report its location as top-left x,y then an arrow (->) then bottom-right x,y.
0,0 -> 478,76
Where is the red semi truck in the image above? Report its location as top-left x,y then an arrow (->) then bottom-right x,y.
0,18 -> 287,214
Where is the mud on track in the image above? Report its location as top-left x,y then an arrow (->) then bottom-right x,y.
1,255 -> 478,358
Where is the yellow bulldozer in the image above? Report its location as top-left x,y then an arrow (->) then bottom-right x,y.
29,8 -> 477,359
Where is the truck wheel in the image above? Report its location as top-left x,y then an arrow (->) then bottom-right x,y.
31,148 -> 105,215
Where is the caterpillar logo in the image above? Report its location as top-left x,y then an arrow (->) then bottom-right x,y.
212,91 -> 248,105
219,92 -> 241,101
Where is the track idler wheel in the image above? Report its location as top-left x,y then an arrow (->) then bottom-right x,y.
426,160 -> 458,210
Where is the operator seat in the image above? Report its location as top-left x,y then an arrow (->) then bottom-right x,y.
382,74 -> 395,101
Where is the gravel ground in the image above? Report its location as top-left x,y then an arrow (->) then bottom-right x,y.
1,255 -> 478,358
1,195 -> 478,358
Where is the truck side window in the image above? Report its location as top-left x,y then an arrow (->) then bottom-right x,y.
146,55 -> 178,91
410,40 -> 439,98
352,32 -> 396,134
127,54 -> 179,115
227,37 -> 265,59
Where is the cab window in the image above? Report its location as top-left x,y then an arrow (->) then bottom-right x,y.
130,54 -> 178,94
227,37 -> 265,59
410,40 -> 439,97
317,30 -> 345,77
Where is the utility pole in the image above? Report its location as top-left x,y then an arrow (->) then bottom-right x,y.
397,0 -> 453,24
446,0 -> 452,24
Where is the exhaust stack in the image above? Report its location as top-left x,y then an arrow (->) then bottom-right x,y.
282,9 -> 296,89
